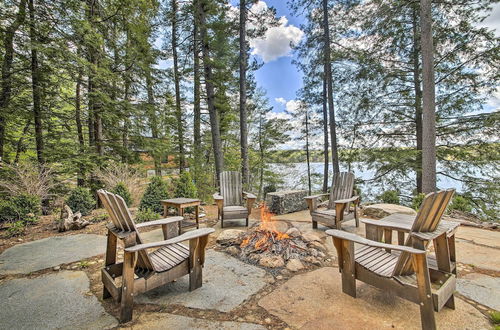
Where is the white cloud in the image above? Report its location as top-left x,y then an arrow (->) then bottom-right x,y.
275,97 -> 286,104
250,16 -> 304,62
285,99 -> 304,114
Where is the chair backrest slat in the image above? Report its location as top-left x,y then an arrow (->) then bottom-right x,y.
98,189 -> 155,271
328,172 -> 355,209
392,189 -> 455,276
220,171 -> 243,206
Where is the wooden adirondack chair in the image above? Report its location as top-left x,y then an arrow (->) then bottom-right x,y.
97,190 -> 215,323
213,171 -> 256,228
305,172 -> 359,230
326,189 -> 456,330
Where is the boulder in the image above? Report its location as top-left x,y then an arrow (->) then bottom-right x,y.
285,227 -> 301,237
363,203 -> 416,219
302,232 -> 321,242
286,259 -> 305,272
216,229 -> 244,244
259,255 -> 285,268
265,190 -> 308,215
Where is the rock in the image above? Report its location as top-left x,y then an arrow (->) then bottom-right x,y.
285,227 -> 301,237
258,267 -> 491,330
259,255 -> 285,268
286,259 -> 304,272
265,190 -> 308,215
363,203 -> 416,219
303,232 -> 321,242
133,313 -> 266,330
264,318 -> 272,324
310,241 -> 327,252
457,273 -> 500,310
226,246 -> 240,256
52,266 -> 60,271
276,275 -> 283,280
216,229 -> 244,244
57,205 -> 90,232
304,256 -> 321,266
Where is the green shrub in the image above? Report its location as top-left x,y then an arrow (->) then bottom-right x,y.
66,187 -> 96,216
6,221 -> 26,237
173,171 -> 197,198
411,193 -> 426,210
139,176 -> 169,214
135,208 -> 161,223
0,194 -> 40,223
263,184 -> 276,197
111,182 -> 132,207
490,311 -> 500,324
378,190 -> 400,204
449,195 -> 473,213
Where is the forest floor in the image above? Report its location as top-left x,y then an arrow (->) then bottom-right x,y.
0,205 -> 499,329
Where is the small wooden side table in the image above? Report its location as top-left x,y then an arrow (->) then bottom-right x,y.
160,198 -> 201,235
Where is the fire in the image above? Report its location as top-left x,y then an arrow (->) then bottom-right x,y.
240,203 -> 289,250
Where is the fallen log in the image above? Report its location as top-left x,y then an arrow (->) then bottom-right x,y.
58,205 -> 89,232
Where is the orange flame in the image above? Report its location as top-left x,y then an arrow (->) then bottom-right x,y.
259,203 -> 289,240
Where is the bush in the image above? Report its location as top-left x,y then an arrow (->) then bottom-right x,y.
139,176 -> 169,214
66,187 -> 96,216
94,162 -> 144,206
0,194 -> 40,223
263,184 -> 276,197
6,221 -> 26,237
378,190 -> 400,204
112,182 -> 132,207
135,208 -> 161,223
449,195 -> 473,213
411,193 -> 426,210
173,171 -> 197,198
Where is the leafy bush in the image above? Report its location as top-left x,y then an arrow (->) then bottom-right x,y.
6,221 -> 26,237
135,208 -> 161,223
66,187 -> 95,216
263,184 -> 276,197
411,193 -> 426,210
0,194 -> 40,223
449,195 -> 473,213
378,190 -> 400,204
139,176 -> 169,214
0,161 -> 56,201
173,171 -> 197,198
112,182 -> 132,207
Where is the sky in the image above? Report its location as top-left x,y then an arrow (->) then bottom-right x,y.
245,1 -> 500,116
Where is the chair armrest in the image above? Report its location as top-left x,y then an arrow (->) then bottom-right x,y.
304,193 -> 329,200
361,218 -> 412,232
326,229 -> 425,255
125,228 -> 215,253
243,192 -> 256,199
213,193 -> 223,201
333,196 -> 360,204
410,221 -> 460,241
304,193 -> 329,212
135,216 -> 183,228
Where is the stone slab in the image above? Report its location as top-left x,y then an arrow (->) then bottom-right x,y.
135,250 -> 267,312
0,234 -> 107,274
265,190 -> 308,215
456,239 -> 500,272
273,209 -> 311,223
456,226 -> 500,249
363,203 -> 417,219
258,267 -> 490,329
130,313 -> 266,330
0,271 -> 117,329
458,273 -> 500,310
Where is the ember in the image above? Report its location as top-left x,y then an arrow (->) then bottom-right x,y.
220,204 -> 328,270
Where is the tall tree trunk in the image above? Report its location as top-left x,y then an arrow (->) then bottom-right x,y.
322,0 -> 340,174
322,76 -> 329,192
420,0 -> 437,193
75,70 -> 85,186
305,108 -> 311,195
193,0 -> 202,182
258,113 -> 264,200
0,0 -> 27,162
412,7 -> 423,193
199,0 -> 223,186
146,67 -> 161,176
87,75 -> 95,147
14,119 -> 31,164
122,29 -> 131,163
172,0 -> 185,172
239,0 -> 249,186
29,0 -> 44,164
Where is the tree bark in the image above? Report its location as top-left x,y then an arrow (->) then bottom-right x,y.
29,0 -> 44,164
14,120 -> 31,164
172,0 -> 185,172
0,0 -> 27,162
199,0 -> 224,186
146,67 -> 161,176
412,7 -> 423,193
322,0 -> 340,174
305,108 -> 311,195
420,0 -> 437,193
75,70 -> 85,186
322,75 -> 329,192
193,0 -> 201,182
239,0 -> 249,186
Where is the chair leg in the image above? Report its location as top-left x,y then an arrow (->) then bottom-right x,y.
312,220 -> 318,229
340,240 -> 356,298
445,295 -> 455,310
221,217 -> 224,228
413,254 -> 436,330
103,231 -> 117,299
354,209 -> 359,227
120,252 -> 136,323
245,217 -> 249,227
189,238 -> 203,291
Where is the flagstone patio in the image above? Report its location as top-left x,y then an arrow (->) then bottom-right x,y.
0,211 -> 498,329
